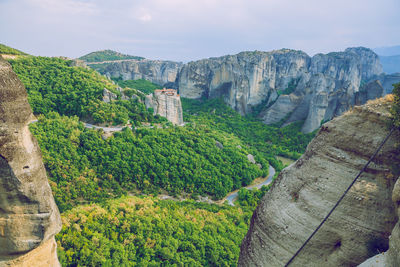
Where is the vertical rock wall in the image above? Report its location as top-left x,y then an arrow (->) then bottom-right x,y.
177,47 -> 384,133
0,58 -> 61,266
238,97 -> 400,266
145,89 -> 183,125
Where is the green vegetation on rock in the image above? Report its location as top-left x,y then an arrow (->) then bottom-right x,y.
80,49 -> 144,62
112,77 -> 162,94
182,97 -> 316,170
8,56 -> 157,125
57,196 -> 251,266
0,43 -> 28,55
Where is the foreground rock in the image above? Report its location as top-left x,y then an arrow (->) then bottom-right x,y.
359,175 -> 400,267
145,89 -> 184,125
0,58 -> 61,266
178,47 -> 384,133
238,96 -> 400,266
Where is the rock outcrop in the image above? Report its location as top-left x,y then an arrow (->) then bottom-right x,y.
94,59 -> 183,86
0,58 -> 61,266
238,96 -> 400,266
102,87 -> 140,103
177,47 -> 384,133
145,89 -> 183,125
102,88 -> 118,103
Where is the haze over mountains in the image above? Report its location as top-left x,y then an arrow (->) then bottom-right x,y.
373,45 -> 400,74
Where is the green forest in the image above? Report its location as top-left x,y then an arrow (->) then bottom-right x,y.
80,49 -> 144,62
57,196 -> 253,266
182,97 -> 316,170
8,56 -> 160,126
6,53 -> 319,266
30,112 -> 267,212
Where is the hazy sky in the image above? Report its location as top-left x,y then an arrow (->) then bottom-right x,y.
1,0 -> 399,62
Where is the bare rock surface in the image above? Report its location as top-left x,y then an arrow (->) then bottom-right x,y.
145,89 -> 183,125
238,96 -> 400,266
177,47 -> 384,133
96,59 -> 183,86
0,58 -> 61,266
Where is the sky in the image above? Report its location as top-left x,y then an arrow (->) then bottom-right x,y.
1,0 -> 399,62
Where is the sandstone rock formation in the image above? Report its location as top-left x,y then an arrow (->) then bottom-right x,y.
177,47 -> 384,133
238,96 -> 400,266
145,89 -> 183,125
0,58 -> 61,266
359,173 -> 400,267
94,59 -> 183,86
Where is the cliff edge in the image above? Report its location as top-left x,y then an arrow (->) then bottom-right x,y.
0,58 -> 61,266
238,95 -> 400,266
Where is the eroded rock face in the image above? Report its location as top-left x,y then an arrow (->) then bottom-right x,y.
96,59 -> 183,86
0,58 -> 61,265
145,89 -> 183,125
177,47 -> 384,133
238,97 -> 400,266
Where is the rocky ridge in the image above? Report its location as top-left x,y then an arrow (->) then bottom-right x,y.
238,95 -> 400,266
0,58 -> 61,266
96,59 -> 183,86
177,47 -> 384,133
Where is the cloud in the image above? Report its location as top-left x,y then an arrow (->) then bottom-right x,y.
26,0 -> 99,15
131,7 -> 152,23
1,0 -> 399,61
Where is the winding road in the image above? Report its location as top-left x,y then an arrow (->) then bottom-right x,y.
225,165 -> 276,206
31,118 -> 277,206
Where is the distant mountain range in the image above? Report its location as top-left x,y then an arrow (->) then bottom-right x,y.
373,45 -> 400,74
373,45 -> 400,56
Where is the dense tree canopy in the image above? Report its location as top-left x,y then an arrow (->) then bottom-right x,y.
57,196 -> 252,267
30,112 -> 267,212
8,57 -> 158,125
182,97 -> 316,170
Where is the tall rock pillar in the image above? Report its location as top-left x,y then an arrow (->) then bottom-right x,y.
0,58 -> 61,266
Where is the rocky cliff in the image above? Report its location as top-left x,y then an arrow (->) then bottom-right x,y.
238,96 -> 400,266
145,89 -> 183,125
0,58 -> 61,266
177,47 -> 384,133
93,59 -> 183,86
